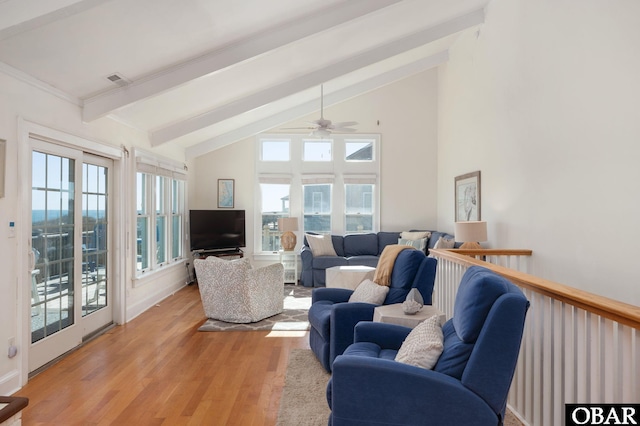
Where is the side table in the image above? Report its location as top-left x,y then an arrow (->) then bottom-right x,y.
325,265 -> 376,290
279,251 -> 298,285
373,304 -> 446,329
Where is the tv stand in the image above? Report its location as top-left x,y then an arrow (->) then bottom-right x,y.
193,248 -> 244,260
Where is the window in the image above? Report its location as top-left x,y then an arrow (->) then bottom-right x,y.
261,139 -> 290,161
260,182 -> 290,251
171,179 -> 184,260
156,176 -> 167,265
136,172 -> 150,271
345,183 -> 374,232
135,151 -> 187,274
345,139 -> 374,161
303,183 -> 332,233
303,139 -> 332,161
256,135 -> 379,252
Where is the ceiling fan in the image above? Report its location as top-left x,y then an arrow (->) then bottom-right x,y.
283,85 -> 358,137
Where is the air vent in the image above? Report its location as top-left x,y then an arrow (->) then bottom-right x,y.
106,73 -> 131,87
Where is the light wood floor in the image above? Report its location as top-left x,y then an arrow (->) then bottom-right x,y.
14,284 -> 309,425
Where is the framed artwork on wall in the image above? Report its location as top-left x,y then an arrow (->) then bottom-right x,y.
455,171 -> 480,221
218,179 -> 234,208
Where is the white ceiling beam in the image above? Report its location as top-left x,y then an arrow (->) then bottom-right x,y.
0,0 -> 110,40
156,8 -> 484,147
82,0 -> 404,122
185,50 -> 449,159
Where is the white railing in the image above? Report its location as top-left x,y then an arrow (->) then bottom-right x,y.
432,249 -> 533,318
429,249 -> 640,426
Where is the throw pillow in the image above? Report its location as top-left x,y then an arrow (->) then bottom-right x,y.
305,233 -> 337,256
400,231 -> 431,241
433,236 -> 455,249
349,279 -> 389,305
398,237 -> 427,252
395,314 -> 444,370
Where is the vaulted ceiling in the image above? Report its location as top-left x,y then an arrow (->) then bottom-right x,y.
0,0 -> 487,158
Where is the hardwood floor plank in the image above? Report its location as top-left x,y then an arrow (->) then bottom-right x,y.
14,284 -> 309,425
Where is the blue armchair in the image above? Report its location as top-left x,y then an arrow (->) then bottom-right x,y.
308,250 -> 437,372
327,266 -> 530,426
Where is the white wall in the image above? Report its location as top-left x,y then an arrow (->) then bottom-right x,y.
0,70 -> 188,394
437,0 -> 640,304
191,69 -> 440,261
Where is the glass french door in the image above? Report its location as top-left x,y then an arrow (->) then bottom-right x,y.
29,139 -> 113,372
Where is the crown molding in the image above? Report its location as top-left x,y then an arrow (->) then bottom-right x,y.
0,61 -> 80,106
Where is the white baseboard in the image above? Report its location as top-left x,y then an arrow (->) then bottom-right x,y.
125,281 -> 187,323
0,369 -> 20,396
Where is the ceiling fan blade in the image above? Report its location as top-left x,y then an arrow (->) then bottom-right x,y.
331,121 -> 358,128
282,86 -> 358,135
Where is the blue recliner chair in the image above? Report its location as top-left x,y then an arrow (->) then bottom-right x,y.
327,266 -> 530,426
308,249 -> 437,372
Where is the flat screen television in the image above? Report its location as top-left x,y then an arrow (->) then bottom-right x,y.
189,209 -> 246,252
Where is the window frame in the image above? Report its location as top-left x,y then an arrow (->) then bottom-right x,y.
255,134 -> 380,254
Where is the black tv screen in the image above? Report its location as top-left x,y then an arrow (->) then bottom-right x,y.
189,210 -> 246,252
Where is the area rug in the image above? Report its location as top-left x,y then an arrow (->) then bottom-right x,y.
276,349 -> 331,426
276,349 -> 524,426
198,284 -> 312,331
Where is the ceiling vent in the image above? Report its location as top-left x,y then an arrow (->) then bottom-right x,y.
106,73 -> 131,87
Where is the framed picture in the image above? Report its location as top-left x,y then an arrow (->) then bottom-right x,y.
455,171 -> 481,221
217,179 -> 234,208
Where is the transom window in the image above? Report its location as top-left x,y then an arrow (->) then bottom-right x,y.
303,139 -> 332,162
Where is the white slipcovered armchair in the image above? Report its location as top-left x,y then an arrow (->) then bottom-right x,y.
194,256 -> 284,323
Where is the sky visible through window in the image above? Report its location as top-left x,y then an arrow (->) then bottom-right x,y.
261,184 -> 289,213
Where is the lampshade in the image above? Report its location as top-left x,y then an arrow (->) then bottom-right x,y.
454,221 -> 487,249
278,217 -> 299,232
278,217 -> 299,251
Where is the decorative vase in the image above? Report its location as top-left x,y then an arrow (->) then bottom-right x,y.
405,288 -> 424,307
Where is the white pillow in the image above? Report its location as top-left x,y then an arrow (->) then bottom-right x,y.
349,279 -> 389,305
400,231 -> 431,241
395,315 -> 444,370
305,233 -> 337,256
398,237 -> 427,251
433,236 -> 455,249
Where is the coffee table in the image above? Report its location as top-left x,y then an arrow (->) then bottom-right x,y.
373,304 -> 446,329
325,265 -> 376,290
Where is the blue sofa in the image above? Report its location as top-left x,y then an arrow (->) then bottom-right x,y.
300,230 -> 456,287
308,250 -> 437,372
327,266 -> 530,426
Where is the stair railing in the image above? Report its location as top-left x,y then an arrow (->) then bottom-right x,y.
429,248 -> 640,426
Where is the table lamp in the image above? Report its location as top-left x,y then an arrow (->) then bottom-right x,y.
278,217 -> 299,251
454,221 -> 487,249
